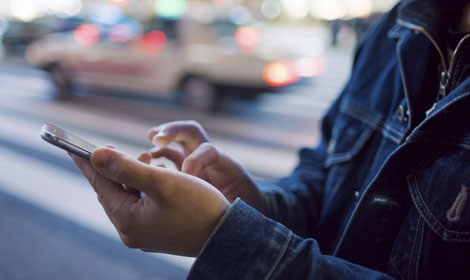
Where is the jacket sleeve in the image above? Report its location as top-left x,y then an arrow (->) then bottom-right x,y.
188,199 -> 393,280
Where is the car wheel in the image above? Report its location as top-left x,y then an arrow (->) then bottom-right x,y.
180,76 -> 219,112
49,65 -> 73,99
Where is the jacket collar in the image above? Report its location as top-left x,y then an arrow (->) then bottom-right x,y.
397,0 -> 467,44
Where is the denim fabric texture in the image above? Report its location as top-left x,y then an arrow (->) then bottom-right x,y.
189,0 -> 470,279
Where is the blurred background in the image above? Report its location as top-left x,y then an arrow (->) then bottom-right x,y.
0,0 -> 397,278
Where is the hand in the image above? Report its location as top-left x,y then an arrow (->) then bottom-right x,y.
71,147 -> 230,257
147,121 -> 267,215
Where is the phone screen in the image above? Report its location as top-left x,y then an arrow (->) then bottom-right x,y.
62,128 -> 97,153
42,123 -> 97,159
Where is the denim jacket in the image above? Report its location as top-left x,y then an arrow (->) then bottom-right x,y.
189,1 -> 470,279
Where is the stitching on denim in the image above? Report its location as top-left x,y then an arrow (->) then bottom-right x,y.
324,127 -> 374,166
408,213 -> 421,280
390,260 -> 406,280
446,186 -> 469,223
414,216 -> 425,280
442,141 -> 470,150
381,128 -> 401,144
409,176 -> 470,241
265,230 -> 292,280
341,101 -> 382,128
341,101 -> 403,143
346,107 -> 401,144
407,148 -> 470,236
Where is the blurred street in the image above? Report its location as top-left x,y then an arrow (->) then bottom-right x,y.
0,25 -> 353,279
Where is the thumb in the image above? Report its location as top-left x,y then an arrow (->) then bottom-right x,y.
91,147 -> 170,197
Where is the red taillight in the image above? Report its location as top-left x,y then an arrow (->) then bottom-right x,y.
263,61 -> 299,87
74,24 -> 100,46
141,30 -> 167,56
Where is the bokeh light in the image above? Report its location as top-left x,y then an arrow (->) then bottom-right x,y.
110,0 -> 129,8
45,0 -> 81,14
229,6 -> 251,25
310,0 -> 345,20
74,24 -> 100,46
261,0 -> 282,20
280,0 -> 309,20
10,0 -> 42,22
63,0 -> 82,16
141,30 -> 167,56
346,0 -> 372,18
263,60 -> 298,87
154,0 -> 186,18
235,26 -> 260,53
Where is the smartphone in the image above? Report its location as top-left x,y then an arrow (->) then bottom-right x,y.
41,123 -> 97,160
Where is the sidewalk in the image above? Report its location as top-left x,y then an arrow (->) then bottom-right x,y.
0,189 -> 188,280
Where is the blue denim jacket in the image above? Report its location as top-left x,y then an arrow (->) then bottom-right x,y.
189,1 -> 470,279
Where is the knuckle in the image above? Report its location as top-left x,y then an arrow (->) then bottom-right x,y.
113,213 -> 133,235
114,160 -> 129,183
120,235 -> 140,249
200,142 -> 216,151
186,120 -> 201,128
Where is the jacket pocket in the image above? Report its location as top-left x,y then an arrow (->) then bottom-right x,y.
408,141 -> 470,242
324,100 -> 376,168
318,100 -> 378,253
389,137 -> 470,279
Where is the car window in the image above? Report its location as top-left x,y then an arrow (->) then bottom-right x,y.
211,20 -> 237,37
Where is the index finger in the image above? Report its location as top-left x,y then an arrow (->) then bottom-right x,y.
147,121 -> 210,154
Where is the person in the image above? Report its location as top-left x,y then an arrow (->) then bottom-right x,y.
70,0 -> 470,278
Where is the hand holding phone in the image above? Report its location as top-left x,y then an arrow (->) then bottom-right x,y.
41,123 -> 97,160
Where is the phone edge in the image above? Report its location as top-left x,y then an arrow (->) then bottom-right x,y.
40,125 -> 92,161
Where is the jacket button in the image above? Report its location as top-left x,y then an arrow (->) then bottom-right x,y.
354,191 -> 360,204
397,105 -> 408,123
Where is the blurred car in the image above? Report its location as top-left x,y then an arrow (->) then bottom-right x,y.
2,19 -> 48,55
26,17 -> 322,111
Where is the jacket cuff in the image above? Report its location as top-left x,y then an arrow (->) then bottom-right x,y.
188,198 -> 292,279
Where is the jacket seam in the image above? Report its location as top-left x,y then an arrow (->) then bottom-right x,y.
390,260 -> 406,280
341,101 -> 403,144
408,215 -> 421,280
415,216 -> 425,279
325,127 -> 373,166
265,230 -> 293,280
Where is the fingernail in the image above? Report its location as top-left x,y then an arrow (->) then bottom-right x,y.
106,143 -> 117,149
152,132 -> 166,144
